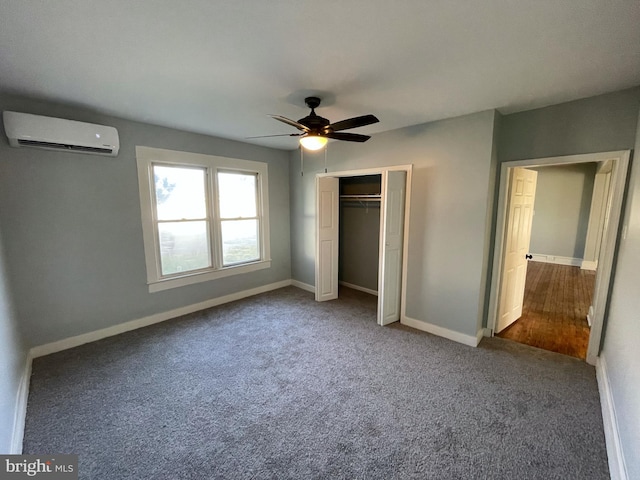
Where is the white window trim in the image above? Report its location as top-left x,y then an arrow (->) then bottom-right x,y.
136,146 -> 271,293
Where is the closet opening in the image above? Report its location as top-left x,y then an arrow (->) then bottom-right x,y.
339,175 -> 382,297
316,166 -> 411,326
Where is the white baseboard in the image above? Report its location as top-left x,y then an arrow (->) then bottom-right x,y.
530,254 -> 582,267
401,316 -> 481,347
290,280 -> 315,293
291,280 -> 379,297
11,351 -> 32,454
339,281 -> 378,296
596,354 -> 628,480
581,260 -> 598,271
30,280 -> 292,358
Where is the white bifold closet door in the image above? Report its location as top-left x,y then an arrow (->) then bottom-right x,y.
377,170 -> 406,325
315,176 -> 339,301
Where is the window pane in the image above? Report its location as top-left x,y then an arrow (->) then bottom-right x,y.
154,165 -> 207,220
158,221 -> 211,275
221,219 -> 259,265
218,172 -> 257,218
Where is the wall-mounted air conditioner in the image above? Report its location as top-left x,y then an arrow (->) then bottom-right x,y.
2,111 -> 119,157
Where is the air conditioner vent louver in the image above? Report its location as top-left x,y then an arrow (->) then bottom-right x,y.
3,111 -> 119,157
17,139 -> 114,154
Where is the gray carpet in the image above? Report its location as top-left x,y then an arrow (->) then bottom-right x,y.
23,286 -> 609,479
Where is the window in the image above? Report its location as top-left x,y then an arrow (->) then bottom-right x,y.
136,146 -> 270,292
154,165 -> 211,275
217,171 -> 260,266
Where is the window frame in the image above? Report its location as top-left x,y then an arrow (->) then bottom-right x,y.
216,169 -> 262,267
136,146 -> 271,292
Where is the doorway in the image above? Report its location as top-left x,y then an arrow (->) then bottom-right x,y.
315,165 -> 412,326
496,163 -> 600,359
488,151 -> 630,365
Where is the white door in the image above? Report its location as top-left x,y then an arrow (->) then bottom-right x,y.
496,167 -> 537,333
378,171 -> 406,325
315,176 -> 339,301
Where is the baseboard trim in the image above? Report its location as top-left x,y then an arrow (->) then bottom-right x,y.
596,354 -> 628,480
339,281 -> 378,296
581,260 -> 598,271
11,351 -> 32,454
290,280 -> 315,293
477,328 -> 488,344
530,254 -> 582,267
30,280 -> 292,358
401,316 -> 481,347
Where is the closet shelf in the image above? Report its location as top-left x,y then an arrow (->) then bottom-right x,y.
339,194 -> 381,201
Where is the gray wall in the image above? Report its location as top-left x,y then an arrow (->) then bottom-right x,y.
499,87 -> 640,161
290,110 -> 497,337
0,227 -> 26,453
599,109 -> 640,479
339,203 -> 380,291
0,93 -> 291,347
529,163 -> 596,258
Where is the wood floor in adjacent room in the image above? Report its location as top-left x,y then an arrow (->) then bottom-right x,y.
497,261 -> 596,360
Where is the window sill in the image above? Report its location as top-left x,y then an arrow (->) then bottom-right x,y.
148,260 -> 271,293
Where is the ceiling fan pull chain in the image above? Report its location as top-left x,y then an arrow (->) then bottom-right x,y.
300,146 -> 304,176
324,144 -> 328,173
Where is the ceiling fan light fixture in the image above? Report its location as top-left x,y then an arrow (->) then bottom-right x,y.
299,135 -> 328,151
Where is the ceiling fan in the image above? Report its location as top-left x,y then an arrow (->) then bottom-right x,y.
250,97 -> 379,150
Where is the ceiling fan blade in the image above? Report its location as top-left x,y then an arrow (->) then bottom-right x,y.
246,133 -> 303,139
329,114 -> 379,132
326,132 -> 371,143
269,115 -> 310,132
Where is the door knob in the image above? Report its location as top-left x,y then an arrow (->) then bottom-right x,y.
525,254 -> 532,260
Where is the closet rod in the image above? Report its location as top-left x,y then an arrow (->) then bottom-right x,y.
339,194 -> 381,201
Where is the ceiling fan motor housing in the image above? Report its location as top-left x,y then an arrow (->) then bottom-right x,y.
299,97 -> 331,133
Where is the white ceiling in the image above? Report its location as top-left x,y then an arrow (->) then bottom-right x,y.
1,1 -> 639,150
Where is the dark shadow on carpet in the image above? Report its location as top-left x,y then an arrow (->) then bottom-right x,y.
23,286 -> 609,479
